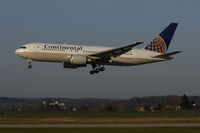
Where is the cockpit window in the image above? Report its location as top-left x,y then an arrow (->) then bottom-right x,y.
20,46 -> 26,49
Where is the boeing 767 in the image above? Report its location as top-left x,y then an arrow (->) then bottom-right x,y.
15,23 -> 181,74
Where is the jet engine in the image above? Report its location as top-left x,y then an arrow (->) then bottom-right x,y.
63,55 -> 87,68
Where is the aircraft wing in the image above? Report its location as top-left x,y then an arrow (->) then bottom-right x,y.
153,51 -> 182,58
89,41 -> 143,59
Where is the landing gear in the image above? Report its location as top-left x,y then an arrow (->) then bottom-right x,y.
92,64 -> 97,69
27,59 -> 32,69
90,65 -> 105,74
28,65 -> 32,69
90,70 -> 95,75
100,67 -> 105,71
95,68 -> 100,73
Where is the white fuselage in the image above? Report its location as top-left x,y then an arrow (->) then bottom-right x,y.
15,43 -> 168,67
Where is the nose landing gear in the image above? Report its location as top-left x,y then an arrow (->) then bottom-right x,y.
90,65 -> 105,75
28,64 -> 32,69
27,59 -> 32,69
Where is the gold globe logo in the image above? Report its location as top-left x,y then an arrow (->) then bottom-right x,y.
147,36 -> 167,53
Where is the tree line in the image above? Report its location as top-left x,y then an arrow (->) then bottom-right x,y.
0,95 -> 199,112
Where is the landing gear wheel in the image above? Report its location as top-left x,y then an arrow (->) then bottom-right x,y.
90,70 -> 95,75
100,67 -> 105,71
95,68 -> 100,73
28,65 -> 32,69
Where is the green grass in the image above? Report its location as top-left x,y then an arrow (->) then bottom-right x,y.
1,111 -> 200,124
1,110 -> 200,118
0,128 -> 200,133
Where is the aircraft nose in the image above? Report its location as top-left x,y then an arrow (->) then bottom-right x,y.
15,49 -> 23,56
15,49 -> 19,55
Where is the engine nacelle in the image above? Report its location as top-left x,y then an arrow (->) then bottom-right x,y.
63,55 -> 87,68
70,54 -> 87,65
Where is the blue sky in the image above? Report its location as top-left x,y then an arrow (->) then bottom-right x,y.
0,0 -> 200,98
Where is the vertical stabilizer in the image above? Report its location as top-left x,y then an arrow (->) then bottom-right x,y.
145,23 -> 178,53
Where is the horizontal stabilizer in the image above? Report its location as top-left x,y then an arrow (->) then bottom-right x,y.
153,51 -> 182,58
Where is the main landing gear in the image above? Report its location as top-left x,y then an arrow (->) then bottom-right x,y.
28,59 -> 32,69
90,65 -> 105,75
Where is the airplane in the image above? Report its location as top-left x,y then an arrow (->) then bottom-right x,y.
15,23 -> 182,75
